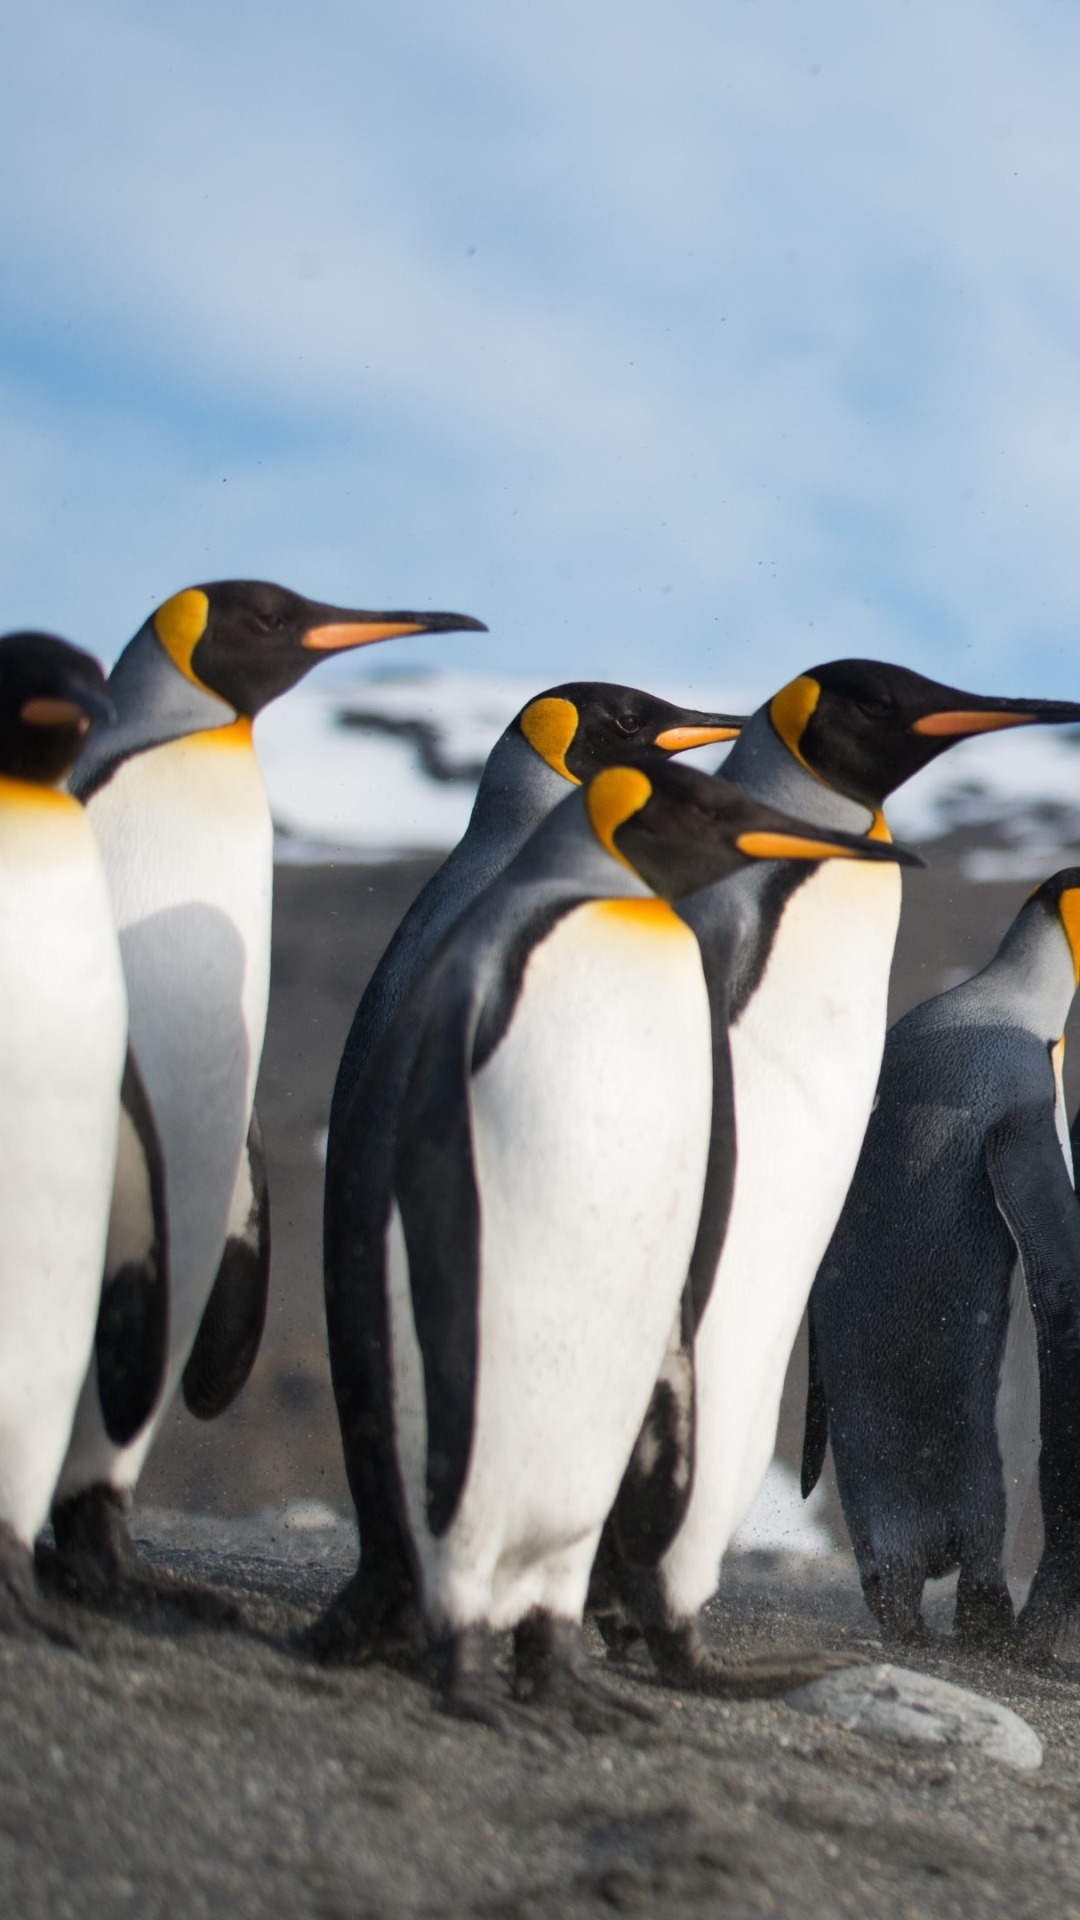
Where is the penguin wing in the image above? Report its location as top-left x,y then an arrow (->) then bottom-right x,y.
94,1048 -> 170,1447
986,1106 -> 1080,1546
800,1297 -> 828,1498
392,982 -> 482,1539
182,1106 -> 271,1420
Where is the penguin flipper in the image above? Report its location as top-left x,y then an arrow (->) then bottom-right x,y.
801,1296 -> 828,1498
94,1048 -> 170,1448
612,1283 -> 697,1565
985,1109 -> 1080,1609
182,1106 -> 271,1420
393,991 -> 481,1540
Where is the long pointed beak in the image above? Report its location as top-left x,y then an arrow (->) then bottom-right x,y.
653,717 -> 745,751
302,608 -> 488,652
913,697 -> 1080,737
735,828 -> 922,867
21,684 -> 116,730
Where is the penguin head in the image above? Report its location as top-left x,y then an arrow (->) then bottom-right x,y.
584,759 -> 921,900
516,683 -> 743,784
0,631 -> 114,785
1019,869 -> 1080,987
147,580 -> 487,717
766,660 -> 1080,809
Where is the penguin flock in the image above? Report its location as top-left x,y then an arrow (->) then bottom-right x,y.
2,584 -> 1080,1722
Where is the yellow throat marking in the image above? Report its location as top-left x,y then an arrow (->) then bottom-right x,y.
1058,888 -> 1080,986
152,588 -> 211,690
586,766 -> 652,871
520,697 -> 579,782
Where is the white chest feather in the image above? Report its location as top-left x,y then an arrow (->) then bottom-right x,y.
660,858 -> 902,1614
387,898 -> 714,1632
0,793 -> 127,1540
86,727 -> 273,1346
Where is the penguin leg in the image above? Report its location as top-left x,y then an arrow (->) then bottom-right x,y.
434,1624 -> 516,1732
641,1617 -> 862,1698
513,1612 -> 659,1734
296,1556 -> 424,1669
862,1554 -> 930,1646
44,1485 -> 242,1628
1015,1545 -> 1080,1663
0,1524 -> 82,1651
954,1569 -> 1015,1651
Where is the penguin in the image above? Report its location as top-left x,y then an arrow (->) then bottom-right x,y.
317,757 -> 913,1721
803,870 -> 1080,1653
0,631 -> 145,1641
326,681 -> 743,1151
49,580 -> 486,1604
603,661 -> 1080,1689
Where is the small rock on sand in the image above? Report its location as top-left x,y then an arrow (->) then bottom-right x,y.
786,1662 -> 1043,1772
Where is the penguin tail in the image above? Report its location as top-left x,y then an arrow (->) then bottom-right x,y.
801,1301 -> 828,1498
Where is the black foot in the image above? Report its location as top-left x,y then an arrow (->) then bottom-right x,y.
644,1619 -> 863,1698
0,1523 -> 83,1651
954,1577 -> 1015,1652
515,1612 -> 658,1735
435,1624 -> 515,1732
45,1486 -> 242,1628
862,1572 -> 931,1646
295,1566 -> 424,1670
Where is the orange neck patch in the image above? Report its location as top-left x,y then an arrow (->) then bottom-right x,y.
152,589 -> 212,689
586,766 -> 653,870
0,773 -> 80,813
519,696 -> 579,782
1058,888 -> 1080,986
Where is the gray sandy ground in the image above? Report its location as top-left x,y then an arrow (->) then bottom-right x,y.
9,1515 -> 1080,1919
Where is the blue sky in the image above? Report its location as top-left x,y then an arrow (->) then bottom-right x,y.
4,1 -> 1080,705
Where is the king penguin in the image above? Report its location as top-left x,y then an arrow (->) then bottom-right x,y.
49,580 -> 485,1603
317,758 -> 912,1722
804,869 -> 1080,1654
0,632 -> 140,1641
326,682 -> 743,1149
603,661 -> 1080,1689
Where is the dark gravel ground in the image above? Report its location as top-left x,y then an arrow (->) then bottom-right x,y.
8,1517 -> 1080,1920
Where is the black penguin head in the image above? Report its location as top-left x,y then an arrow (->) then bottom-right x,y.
148,580 -> 487,717
0,632 -> 114,785
766,660 -> 1080,809
516,683 -> 743,785
584,760 -> 921,901
1020,869 -> 1080,986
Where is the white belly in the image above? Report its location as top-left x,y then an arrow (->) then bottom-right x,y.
61,726 -> 273,1491
0,798 -> 127,1540
659,858 -> 902,1616
387,899 -> 713,1633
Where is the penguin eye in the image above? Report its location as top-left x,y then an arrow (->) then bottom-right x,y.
256,612 -> 287,634
614,713 -> 642,736
855,698 -> 889,719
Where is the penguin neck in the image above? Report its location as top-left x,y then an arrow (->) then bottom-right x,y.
71,627 -> 236,799
505,788 -> 656,903
466,728 -> 573,846
722,709 -> 876,835
957,909 -> 1078,1040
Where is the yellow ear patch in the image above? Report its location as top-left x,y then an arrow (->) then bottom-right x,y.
519,696 -> 580,782
586,766 -> 653,869
768,675 -> 821,773
1058,888 -> 1080,985
153,589 -> 210,686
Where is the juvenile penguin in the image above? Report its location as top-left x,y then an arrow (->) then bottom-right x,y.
0,632 -> 134,1640
327,682 -> 743,1141
50,581 -> 485,1602
605,661 -> 1080,1687
804,871 -> 1080,1652
319,759 -> 912,1720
